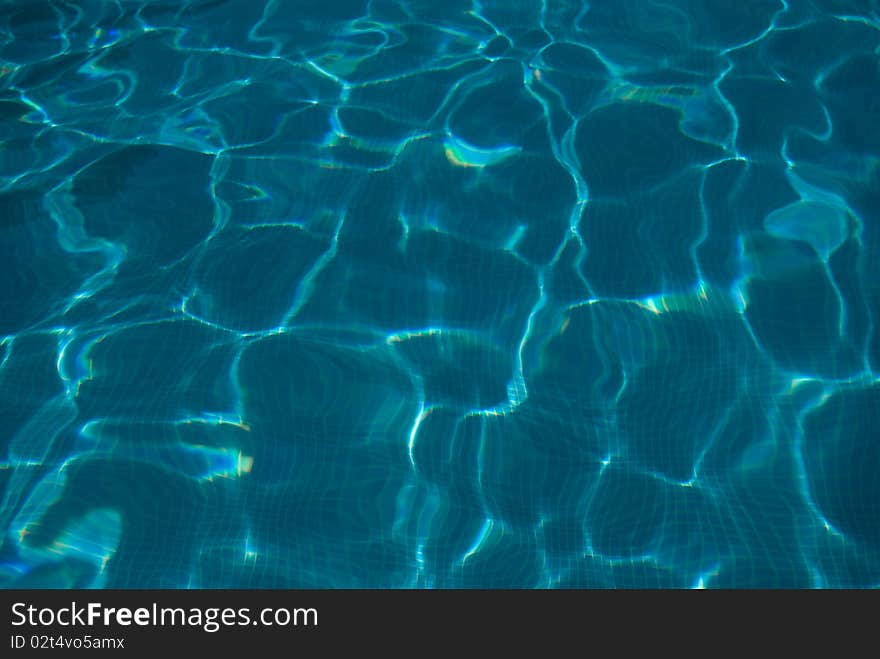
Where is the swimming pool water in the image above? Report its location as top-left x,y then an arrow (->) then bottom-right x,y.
1,0 -> 879,588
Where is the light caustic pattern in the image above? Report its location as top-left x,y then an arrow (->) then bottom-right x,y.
0,0 -> 879,588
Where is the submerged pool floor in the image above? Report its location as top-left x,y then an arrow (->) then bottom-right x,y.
1,0 -> 879,588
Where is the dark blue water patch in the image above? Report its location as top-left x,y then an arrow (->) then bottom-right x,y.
337,107 -> 415,142
0,335 -> 67,450
346,22 -> 487,82
575,103 -> 723,198
53,458 -> 212,588
819,53 -> 880,156
450,529 -> 545,588
764,18 -> 879,85
827,237 -> 873,365
201,84 -> 320,148
73,321 -> 238,420
536,43 -> 609,117
0,3 -> 73,63
448,61 -> 545,148
238,333 -> 415,443
391,141 -> 575,265
803,386 -> 880,547
0,98 -> 31,125
558,558 -> 686,589
406,406 -> 475,485
720,73 -> 829,158
188,225 -> 330,333
741,233 -> 863,379
698,159 -> 800,288
392,332 -> 512,409
474,414 -> 601,529
527,304 -> 625,415
0,207 -> 104,334
578,173 -> 704,297
585,466 -> 716,564
73,145 -> 215,268
348,60 -> 486,124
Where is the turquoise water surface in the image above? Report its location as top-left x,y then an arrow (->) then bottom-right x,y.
1,0 -> 879,588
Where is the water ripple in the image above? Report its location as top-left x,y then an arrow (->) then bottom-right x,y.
1,0 -> 879,588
